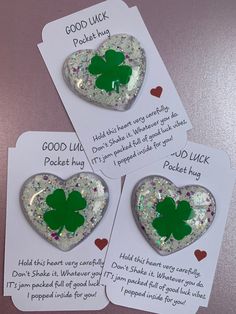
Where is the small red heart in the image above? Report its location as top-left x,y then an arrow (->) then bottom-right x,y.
194,250 -> 207,261
95,238 -> 108,250
150,86 -> 163,98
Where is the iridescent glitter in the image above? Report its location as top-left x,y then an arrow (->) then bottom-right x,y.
132,176 -> 216,255
63,34 -> 146,111
20,173 -> 109,251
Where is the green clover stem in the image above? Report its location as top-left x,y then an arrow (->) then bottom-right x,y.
114,81 -> 119,93
57,225 -> 64,236
164,234 -> 171,242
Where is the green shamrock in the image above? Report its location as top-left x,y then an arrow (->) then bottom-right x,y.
88,49 -> 132,93
152,197 -> 194,241
43,189 -> 86,237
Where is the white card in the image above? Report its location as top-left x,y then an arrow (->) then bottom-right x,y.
38,0 -> 191,178
101,142 -> 235,314
4,131 -> 120,311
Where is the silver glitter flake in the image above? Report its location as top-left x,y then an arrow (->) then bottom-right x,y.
20,173 -> 109,251
132,176 -> 216,255
63,34 -> 146,111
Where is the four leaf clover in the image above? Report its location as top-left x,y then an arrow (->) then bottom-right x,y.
43,189 -> 86,237
152,197 -> 194,241
88,49 -> 132,93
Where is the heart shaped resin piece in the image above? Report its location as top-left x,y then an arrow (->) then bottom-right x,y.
20,173 -> 108,251
63,34 -> 146,111
132,176 -> 216,255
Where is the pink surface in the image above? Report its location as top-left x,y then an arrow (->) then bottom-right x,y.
0,0 -> 236,313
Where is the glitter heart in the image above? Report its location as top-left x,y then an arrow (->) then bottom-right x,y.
132,176 -> 216,255
63,34 -> 146,111
20,173 -> 109,251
